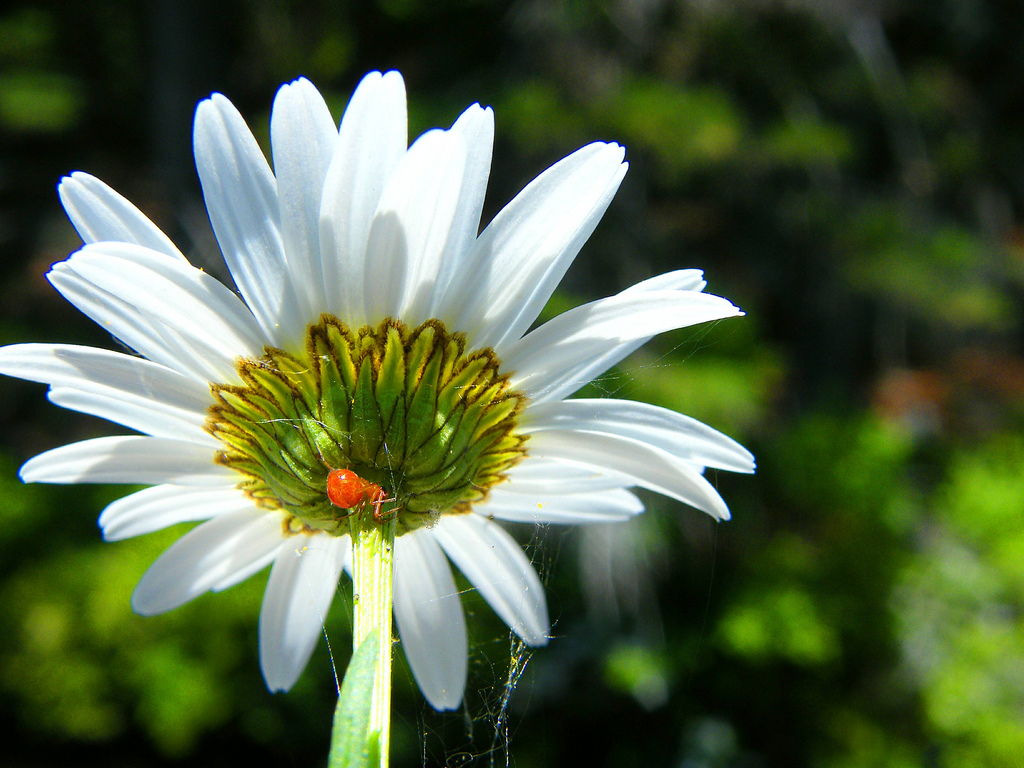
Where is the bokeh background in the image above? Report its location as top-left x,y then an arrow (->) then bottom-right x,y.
3,1 -> 1024,766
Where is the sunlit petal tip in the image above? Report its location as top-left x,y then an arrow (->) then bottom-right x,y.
448,103 -> 494,145
55,172 -> 82,202
44,260 -> 68,281
277,76 -> 324,106
454,102 -> 491,121
194,92 -> 228,125
598,140 -> 626,162
379,68 -> 406,86
353,69 -> 408,109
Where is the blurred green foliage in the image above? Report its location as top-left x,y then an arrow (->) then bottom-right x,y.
3,1 -> 1024,767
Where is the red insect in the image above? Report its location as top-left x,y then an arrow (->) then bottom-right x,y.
326,468 -> 397,522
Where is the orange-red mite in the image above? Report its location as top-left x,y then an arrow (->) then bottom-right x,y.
326,468 -> 394,522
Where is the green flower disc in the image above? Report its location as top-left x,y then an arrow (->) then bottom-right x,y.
207,316 -> 527,536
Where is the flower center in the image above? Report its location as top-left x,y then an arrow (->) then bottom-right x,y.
207,316 -> 527,536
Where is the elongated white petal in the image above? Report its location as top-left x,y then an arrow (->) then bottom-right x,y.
522,399 -> 755,474
480,487 -> 644,525
320,71 -> 407,326
0,343 -> 212,413
271,78 -> 339,320
526,429 -> 731,520
99,485 -> 256,541
62,244 -> 265,380
47,386 -> 215,445
394,530 -> 467,711
432,515 -> 548,646
426,105 -> 494,321
501,457 -> 635,495
19,436 -> 233,486
71,243 -> 266,350
527,272 -> 713,403
58,172 -> 185,260
449,142 -> 627,350
364,127 -> 467,323
505,290 -> 741,399
48,265 -> 244,385
620,269 -> 707,294
195,93 -> 303,347
48,266 -> 206,379
210,547 -> 281,593
260,534 -> 349,692
131,509 -> 284,615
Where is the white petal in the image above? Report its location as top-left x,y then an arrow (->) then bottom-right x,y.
48,265 -> 206,379
363,128 -> 467,322
194,93 -> 303,347
99,484 -> 255,541
58,172 -> 186,260
210,547 -> 282,593
501,456 -> 635,495
131,508 -> 285,615
426,104 -> 494,320
522,399 -> 755,474
448,142 -> 627,350
526,272 -> 713,403
394,530 -> 467,711
0,343 -> 212,413
19,436 -> 233,486
271,78 -> 339,320
259,533 -> 349,692
621,269 -> 706,293
61,244 -> 265,381
479,487 -> 644,525
525,429 -> 731,521
319,71 -> 407,326
432,515 -> 548,646
47,386 -> 215,445
71,242 -> 266,349
504,290 -> 742,399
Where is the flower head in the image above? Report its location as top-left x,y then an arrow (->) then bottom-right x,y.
0,72 -> 753,710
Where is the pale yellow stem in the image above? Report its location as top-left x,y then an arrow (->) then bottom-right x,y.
350,511 -> 396,768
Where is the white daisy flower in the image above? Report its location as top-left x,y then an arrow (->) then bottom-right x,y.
0,72 -> 753,711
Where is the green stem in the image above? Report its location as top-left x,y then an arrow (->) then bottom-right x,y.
349,510 -> 396,768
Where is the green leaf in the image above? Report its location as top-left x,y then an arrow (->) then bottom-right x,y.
328,634 -> 381,768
